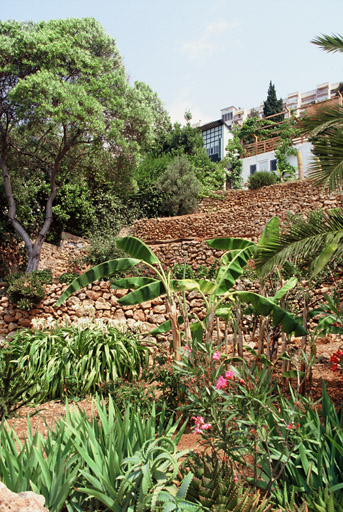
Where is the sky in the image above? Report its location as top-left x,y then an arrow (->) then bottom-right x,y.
1,0 -> 343,124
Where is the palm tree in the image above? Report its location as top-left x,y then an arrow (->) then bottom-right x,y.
255,33 -> 343,276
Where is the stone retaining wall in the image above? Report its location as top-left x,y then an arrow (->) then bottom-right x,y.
133,180 -> 341,242
0,180 -> 339,337
0,280 -> 223,337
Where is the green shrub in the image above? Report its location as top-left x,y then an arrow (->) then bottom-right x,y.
5,326 -> 149,402
99,378 -> 161,416
247,170 -> 277,190
5,270 -> 52,310
82,234 -> 125,268
156,155 -> 201,216
172,263 -> 194,279
58,272 -> 79,285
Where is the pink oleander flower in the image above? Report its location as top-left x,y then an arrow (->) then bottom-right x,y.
216,375 -> 227,390
213,351 -> 221,361
192,415 -> 212,434
225,370 -> 235,380
233,475 -> 238,483
184,343 -> 192,353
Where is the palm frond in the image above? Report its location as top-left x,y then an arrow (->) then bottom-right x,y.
254,209 -> 343,276
299,104 -> 343,191
312,34 -> 343,54
308,129 -> 343,190
301,104 -> 343,136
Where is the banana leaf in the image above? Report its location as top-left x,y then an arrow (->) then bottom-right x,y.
111,277 -> 159,290
234,291 -> 306,336
118,281 -> 166,305
116,236 -> 159,265
56,258 -> 140,306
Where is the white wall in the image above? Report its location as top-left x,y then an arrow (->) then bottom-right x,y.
241,141 -> 313,185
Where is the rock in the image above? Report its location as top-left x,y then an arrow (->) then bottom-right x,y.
95,300 -> 111,310
152,305 -> 166,314
133,309 -> 146,322
18,318 -> 31,328
7,323 -> 18,332
114,289 -> 129,298
3,315 -> 13,323
85,290 -> 102,301
110,296 -> 118,306
0,482 -> 49,511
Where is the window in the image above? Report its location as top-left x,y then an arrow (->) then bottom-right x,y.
250,164 -> 256,175
270,159 -> 277,171
222,112 -> 233,122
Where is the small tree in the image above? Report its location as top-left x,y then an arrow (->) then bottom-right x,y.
225,132 -> 243,189
263,81 -> 284,121
156,155 -> 201,216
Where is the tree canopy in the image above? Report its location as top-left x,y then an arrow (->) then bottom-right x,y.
0,18 -> 170,272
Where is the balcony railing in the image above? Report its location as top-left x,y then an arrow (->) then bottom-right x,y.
242,137 -> 281,158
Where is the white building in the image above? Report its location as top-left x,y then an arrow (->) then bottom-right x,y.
199,81 -> 341,183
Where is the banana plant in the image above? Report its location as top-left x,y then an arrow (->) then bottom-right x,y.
57,236 -> 306,361
57,236 -> 187,360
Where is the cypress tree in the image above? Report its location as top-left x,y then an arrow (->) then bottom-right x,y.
263,81 -> 284,121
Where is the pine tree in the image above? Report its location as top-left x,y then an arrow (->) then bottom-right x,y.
263,81 -> 284,121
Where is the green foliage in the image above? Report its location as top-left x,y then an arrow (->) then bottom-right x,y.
82,235 -> 125,268
58,272 -> 80,286
225,131 -> 243,189
5,270 -> 52,310
254,210 -> 343,277
156,155 -> 201,216
0,18 -> 170,270
117,438 -> 185,511
98,378 -> 161,417
144,351 -> 182,414
0,398 -> 184,512
5,326 -> 149,402
69,398 -> 186,511
247,170 -> 277,190
0,351 -> 38,419
263,81 -> 284,120
274,119 -> 298,181
183,453 -> 271,511
258,384 -> 343,500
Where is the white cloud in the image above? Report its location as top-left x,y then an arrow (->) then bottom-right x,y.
180,20 -> 240,61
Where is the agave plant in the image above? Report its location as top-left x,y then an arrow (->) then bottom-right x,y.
181,452 -> 271,512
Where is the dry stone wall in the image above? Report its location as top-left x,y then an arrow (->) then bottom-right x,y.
0,280 -> 213,337
133,180 -> 341,243
0,179 -> 340,336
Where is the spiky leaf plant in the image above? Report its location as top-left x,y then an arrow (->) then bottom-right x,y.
307,487 -> 343,512
181,453 -> 271,512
